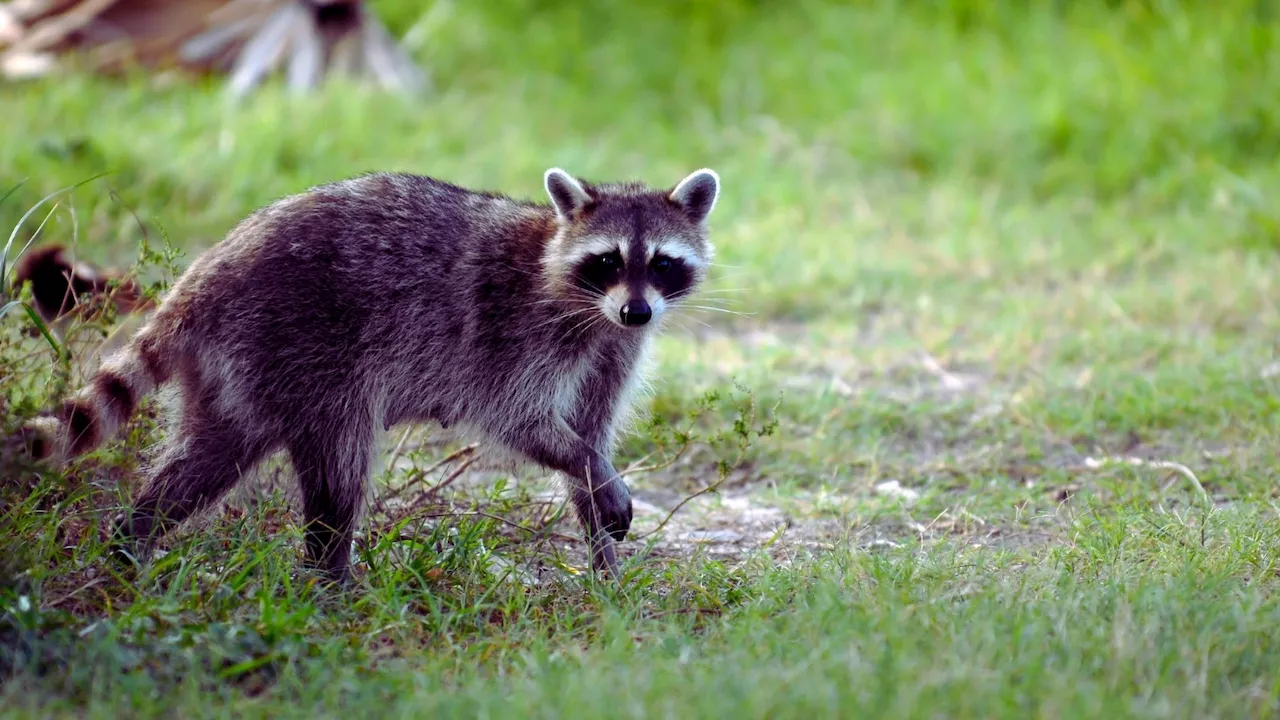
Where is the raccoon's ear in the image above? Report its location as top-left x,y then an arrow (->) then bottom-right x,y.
669,168 -> 720,225
544,168 -> 593,220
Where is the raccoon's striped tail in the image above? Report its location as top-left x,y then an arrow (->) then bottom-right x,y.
21,332 -> 173,464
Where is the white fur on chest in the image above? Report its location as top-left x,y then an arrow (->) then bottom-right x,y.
551,335 -> 655,433
612,335 -> 656,435
551,349 -> 597,421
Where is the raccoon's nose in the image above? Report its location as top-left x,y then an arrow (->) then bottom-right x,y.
619,300 -> 652,327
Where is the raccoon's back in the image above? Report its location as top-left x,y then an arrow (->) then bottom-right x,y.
186,174 -> 509,320
172,173 -> 552,401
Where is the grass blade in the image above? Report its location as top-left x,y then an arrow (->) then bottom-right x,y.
0,178 -> 28,210
21,302 -> 63,358
0,299 -> 24,318
1,172 -> 109,283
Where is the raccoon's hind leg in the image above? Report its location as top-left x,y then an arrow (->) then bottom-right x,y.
113,406 -> 273,560
287,420 -> 374,586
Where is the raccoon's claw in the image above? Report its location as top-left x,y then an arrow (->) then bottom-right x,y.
109,509 -> 168,568
610,523 -> 630,542
595,483 -> 633,543
590,535 -> 621,579
602,500 -> 632,542
578,476 -> 631,579
103,513 -> 145,570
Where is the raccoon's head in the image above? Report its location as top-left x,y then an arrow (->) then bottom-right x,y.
541,167 -> 721,330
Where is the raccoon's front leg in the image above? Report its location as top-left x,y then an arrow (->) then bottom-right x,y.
569,452 -> 632,577
560,348 -> 642,577
498,421 -> 632,577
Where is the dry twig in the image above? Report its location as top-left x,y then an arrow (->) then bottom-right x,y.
1081,455 -> 1211,507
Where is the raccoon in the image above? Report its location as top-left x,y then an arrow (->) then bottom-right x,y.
20,167 -> 722,584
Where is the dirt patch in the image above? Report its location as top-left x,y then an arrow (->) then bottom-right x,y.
628,486 -> 842,560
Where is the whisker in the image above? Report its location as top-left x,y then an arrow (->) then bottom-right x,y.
682,305 -> 755,317
528,296 -> 595,307
529,306 -> 601,333
670,295 -> 742,310
565,312 -> 607,337
665,314 -> 711,333
534,300 -> 598,314
537,305 -> 599,322
538,305 -> 599,323
684,293 -> 743,303
685,301 -> 743,312
661,317 -> 694,336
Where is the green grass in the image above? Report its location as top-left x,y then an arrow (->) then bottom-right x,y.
4,0 -> 1280,717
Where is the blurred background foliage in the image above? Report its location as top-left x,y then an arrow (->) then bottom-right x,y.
4,0 -> 1278,222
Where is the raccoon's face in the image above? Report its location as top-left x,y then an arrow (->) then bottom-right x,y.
542,167 -> 721,330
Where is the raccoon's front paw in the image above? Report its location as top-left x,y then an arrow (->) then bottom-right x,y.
594,479 -> 633,542
107,510 -> 155,568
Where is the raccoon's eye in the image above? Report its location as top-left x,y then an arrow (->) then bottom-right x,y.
651,256 -> 673,274
594,253 -> 621,269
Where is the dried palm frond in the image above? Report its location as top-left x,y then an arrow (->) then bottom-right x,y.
0,0 -> 425,96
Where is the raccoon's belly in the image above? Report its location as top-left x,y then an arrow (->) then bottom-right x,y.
381,400 -> 461,432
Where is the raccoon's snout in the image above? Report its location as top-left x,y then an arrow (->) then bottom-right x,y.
619,300 -> 652,327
